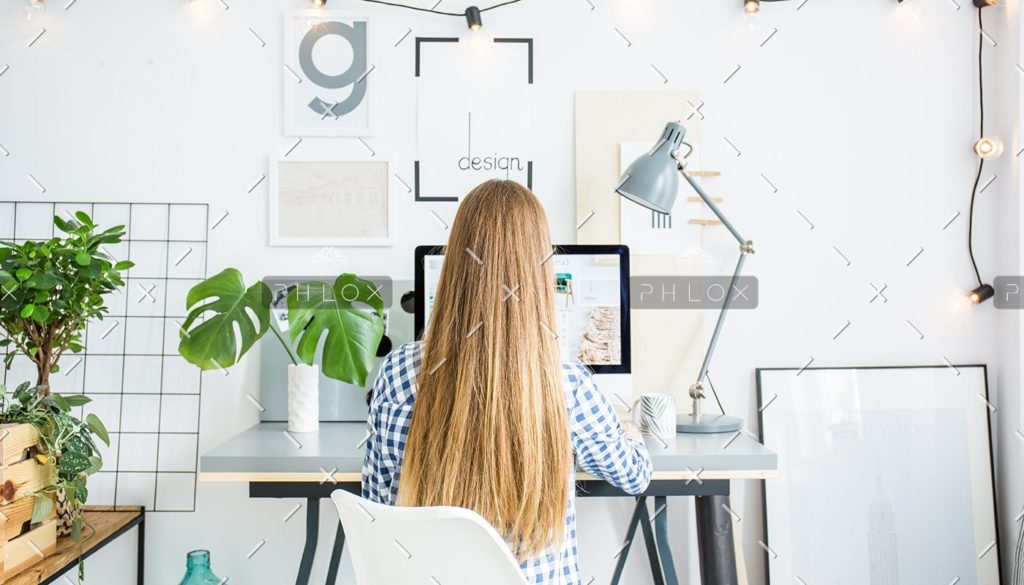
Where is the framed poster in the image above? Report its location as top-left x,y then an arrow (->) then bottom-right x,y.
284,10 -> 374,136
269,159 -> 391,246
415,37 -> 533,201
757,365 -> 1001,585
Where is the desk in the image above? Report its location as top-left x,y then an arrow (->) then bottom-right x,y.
201,422 -> 776,585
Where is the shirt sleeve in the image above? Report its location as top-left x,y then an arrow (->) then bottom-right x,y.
569,368 -> 653,495
361,362 -> 389,502
361,354 -> 411,505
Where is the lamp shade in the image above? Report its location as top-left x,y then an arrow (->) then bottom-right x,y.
615,121 -> 687,214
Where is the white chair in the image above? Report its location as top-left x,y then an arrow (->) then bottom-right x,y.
330,490 -> 528,585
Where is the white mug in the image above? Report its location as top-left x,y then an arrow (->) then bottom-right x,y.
633,393 -> 676,441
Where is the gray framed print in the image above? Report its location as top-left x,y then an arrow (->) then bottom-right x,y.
269,158 -> 391,247
284,10 -> 374,137
757,365 -> 1000,585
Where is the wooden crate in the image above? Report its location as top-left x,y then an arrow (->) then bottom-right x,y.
0,520 -> 57,581
0,424 -> 57,583
0,425 -> 40,468
0,424 -> 51,507
0,497 -> 55,545
0,460 -> 53,507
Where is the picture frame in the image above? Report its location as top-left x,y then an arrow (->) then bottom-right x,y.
268,158 -> 391,247
283,10 -> 375,137
756,365 -> 1001,585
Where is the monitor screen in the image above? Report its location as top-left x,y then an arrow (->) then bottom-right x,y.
415,245 -> 630,374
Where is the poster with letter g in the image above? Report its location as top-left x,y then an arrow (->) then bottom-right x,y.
284,11 -> 374,136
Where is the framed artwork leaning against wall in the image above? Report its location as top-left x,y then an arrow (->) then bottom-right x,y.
757,365 -> 1000,585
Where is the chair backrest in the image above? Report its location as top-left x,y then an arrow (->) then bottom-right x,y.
331,490 -> 527,585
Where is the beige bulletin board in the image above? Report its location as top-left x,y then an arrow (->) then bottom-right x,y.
573,90 -> 707,402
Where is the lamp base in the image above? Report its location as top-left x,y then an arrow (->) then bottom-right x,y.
676,413 -> 744,434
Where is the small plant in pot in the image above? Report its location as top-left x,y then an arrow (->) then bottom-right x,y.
0,381 -> 109,540
178,269 -> 385,431
0,211 -> 125,541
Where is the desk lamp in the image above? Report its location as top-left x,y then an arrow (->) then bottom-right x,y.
616,121 -> 750,434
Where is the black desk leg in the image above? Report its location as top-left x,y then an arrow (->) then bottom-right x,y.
695,495 -> 738,585
637,501 -> 666,585
609,496 -> 646,585
325,523 -> 346,585
137,513 -> 146,585
297,498 -> 320,585
653,496 -> 678,585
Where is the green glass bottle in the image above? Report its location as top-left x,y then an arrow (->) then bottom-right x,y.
177,550 -> 224,585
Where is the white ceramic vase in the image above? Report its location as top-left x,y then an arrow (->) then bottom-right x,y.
287,364 -> 320,433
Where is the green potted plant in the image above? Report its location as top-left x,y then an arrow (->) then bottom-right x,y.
178,269 -> 385,432
0,381 -> 109,541
0,212 -> 133,392
0,211 -> 128,538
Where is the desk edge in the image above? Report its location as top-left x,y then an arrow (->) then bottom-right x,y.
198,470 -> 779,483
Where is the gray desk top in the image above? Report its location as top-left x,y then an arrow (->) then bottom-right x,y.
200,422 -> 776,483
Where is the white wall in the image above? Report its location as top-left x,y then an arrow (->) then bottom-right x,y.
991,0 -> 1024,581
0,0 -> 1019,583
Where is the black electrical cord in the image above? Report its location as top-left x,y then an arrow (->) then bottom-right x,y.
478,0 -> 523,11
967,7 -> 986,288
359,0 -> 462,15
357,0 -> 522,17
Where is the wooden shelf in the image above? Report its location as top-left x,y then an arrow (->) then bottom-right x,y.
5,507 -> 144,585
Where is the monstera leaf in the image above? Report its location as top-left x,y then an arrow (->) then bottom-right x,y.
288,274 -> 385,387
178,268 -> 271,371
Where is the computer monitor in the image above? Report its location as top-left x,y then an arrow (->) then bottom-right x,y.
414,245 -> 630,374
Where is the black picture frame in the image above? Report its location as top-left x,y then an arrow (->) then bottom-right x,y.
754,364 -> 1001,585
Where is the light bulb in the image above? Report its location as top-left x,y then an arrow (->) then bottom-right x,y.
974,137 -> 1004,159
23,0 -> 45,20
311,0 -> 326,6
973,0 -> 997,6
743,0 -> 760,13
465,6 -> 482,31
969,284 -> 994,304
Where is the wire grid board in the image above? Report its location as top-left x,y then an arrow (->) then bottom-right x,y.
0,201 -> 208,512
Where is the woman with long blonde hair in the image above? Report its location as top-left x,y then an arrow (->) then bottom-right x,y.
362,180 -> 652,584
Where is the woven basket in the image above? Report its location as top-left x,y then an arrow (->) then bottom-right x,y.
54,488 -> 79,537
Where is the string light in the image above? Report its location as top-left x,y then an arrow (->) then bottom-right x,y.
355,0 -> 521,21
974,137 -> 1004,159
743,0 -> 791,13
969,284 -> 995,305
465,5 -> 482,30
966,7 -> 993,307
23,0 -> 45,20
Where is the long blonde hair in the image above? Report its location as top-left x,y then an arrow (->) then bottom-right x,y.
398,180 -> 571,559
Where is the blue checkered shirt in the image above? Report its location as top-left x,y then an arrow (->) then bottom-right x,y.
362,341 -> 653,585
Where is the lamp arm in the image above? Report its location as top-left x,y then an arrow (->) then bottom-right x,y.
695,252 -> 747,385
680,170 -> 747,246
675,162 -> 755,415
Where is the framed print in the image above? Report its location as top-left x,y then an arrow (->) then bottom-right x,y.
757,365 -> 1001,585
269,159 -> 391,246
415,39 -> 533,201
284,10 -> 374,136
